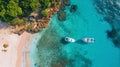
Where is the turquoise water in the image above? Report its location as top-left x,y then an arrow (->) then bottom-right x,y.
30,0 -> 120,67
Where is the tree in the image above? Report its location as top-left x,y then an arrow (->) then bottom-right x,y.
39,0 -> 51,9
30,0 -> 40,11
19,0 -> 39,16
0,0 -> 57,26
0,0 -> 22,22
9,17 -> 27,26
41,9 -> 49,16
0,6 -> 6,17
7,0 -> 22,17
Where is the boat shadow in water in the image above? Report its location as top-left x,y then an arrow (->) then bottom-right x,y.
60,37 -> 70,44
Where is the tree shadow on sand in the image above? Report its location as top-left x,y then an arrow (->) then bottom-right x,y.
0,20 -> 10,29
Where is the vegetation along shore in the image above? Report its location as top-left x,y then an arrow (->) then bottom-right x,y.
0,0 -> 61,35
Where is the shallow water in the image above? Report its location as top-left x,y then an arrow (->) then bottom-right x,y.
29,0 -> 120,67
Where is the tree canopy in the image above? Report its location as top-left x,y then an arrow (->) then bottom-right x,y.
41,9 -> 49,16
0,0 -> 57,25
7,1 -> 22,17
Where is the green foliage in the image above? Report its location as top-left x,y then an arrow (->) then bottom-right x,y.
7,0 -> 22,17
0,0 -> 40,25
0,9 -> 6,17
41,9 -> 49,16
30,0 -> 40,11
19,0 -> 39,16
26,24 -> 32,31
9,18 -> 27,26
39,0 -> 51,9
0,0 -> 57,25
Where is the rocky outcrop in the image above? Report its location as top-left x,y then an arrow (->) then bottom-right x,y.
63,0 -> 70,6
70,5 -> 77,12
14,0 -> 62,34
58,0 -> 78,21
57,0 -> 71,21
106,29 -> 119,38
57,11 -> 66,21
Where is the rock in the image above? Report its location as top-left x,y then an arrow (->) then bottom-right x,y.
63,0 -> 70,6
106,29 -> 118,38
57,11 -> 66,21
60,4 -> 66,10
70,5 -> 77,12
3,43 -> 9,48
113,39 -> 120,48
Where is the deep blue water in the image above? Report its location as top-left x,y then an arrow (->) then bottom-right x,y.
29,0 -> 120,67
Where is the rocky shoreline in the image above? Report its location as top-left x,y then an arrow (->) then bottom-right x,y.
57,0 -> 78,21
9,0 -> 78,35
12,0 -> 61,35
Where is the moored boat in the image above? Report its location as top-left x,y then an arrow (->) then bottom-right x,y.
82,37 -> 95,43
64,37 -> 76,43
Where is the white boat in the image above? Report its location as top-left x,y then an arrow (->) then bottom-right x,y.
82,38 -> 95,43
64,37 -> 76,43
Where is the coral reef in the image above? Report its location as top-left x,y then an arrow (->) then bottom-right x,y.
51,57 -> 73,67
95,0 -> 120,48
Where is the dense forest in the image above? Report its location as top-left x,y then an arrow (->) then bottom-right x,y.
0,0 -> 57,25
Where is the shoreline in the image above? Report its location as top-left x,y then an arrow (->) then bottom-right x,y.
0,20 -> 40,67
16,32 -> 28,67
0,0 -> 61,67
16,32 -> 39,67
23,32 -> 42,67
13,0 -> 61,34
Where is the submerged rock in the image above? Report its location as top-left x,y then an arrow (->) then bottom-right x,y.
113,38 -> 120,48
57,11 -> 66,21
63,0 -> 70,6
60,4 -> 66,10
95,0 -> 120,48
106,29 -> 118,38
70,5 -> 77,12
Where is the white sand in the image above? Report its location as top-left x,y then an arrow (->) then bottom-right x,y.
0,21 -> 39,67
0,25 -> 20,67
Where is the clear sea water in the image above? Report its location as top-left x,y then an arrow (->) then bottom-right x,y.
29,0 -> 120,67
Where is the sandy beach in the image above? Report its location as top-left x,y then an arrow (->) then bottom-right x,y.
0,21 -> 39,67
